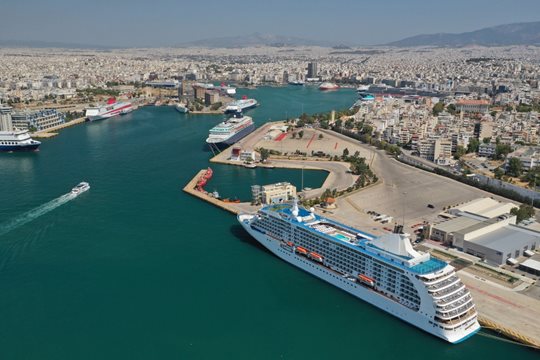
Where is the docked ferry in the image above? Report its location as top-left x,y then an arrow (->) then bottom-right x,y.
319,82 -> 340,91
175,103 -> 189,113
206,112 -> 255,148
0,130 -> 41,152
224,97 -> 258,114
85,98 -> 133,121
238,201 -> 480,343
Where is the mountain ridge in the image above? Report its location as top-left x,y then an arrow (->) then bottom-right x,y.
386,21 -> 540,47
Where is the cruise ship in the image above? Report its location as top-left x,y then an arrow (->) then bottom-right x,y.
0,130 -> 41,152
206,112 -> 255,148
238,201 -> 480,343
0,104 -> 41,152
224,97 -> 258,114
85,98 -> 133,121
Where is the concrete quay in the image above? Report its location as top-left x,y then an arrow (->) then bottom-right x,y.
189,121 -> 540,349
32,117 -> 86,138
182,169 -> 258,215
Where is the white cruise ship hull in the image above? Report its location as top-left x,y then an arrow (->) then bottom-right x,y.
239,215 -> 480,344
86,102 -> 133,122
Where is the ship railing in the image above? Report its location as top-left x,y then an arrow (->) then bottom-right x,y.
431,282 -> 465,299
426,276 -> 459,291
435,308 -> 477,326
436,300 -> 474,319
437,294 -> 472,312
436,288 -> 469,306
422,271 -> 455,286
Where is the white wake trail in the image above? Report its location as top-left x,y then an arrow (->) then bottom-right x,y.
0,192 -> 77,237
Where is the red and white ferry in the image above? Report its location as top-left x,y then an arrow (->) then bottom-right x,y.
85,98 -> 133,122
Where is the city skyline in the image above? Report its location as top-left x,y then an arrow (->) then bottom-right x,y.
1,0 -> 540,47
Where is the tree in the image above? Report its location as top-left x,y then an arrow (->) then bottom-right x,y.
318,133 -> 324,140
259,148 -> 270,162
495,143 -> 512,160
523,166 -> 540,187
342,148 -> 349,159
432,102 -> 445,116
467,138 -> 480,153
361,124 -> 373,135
482,137 -> 491,144
493,167 -> 504,179
454,145 -> 466,160
298,130 -> 304,139
447,103 -> 457,115
507,157 -> 522,177
510,204 -> 535,223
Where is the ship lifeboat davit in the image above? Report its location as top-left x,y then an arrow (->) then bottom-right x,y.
295,246 -> 308,255
309,252 -> 323,263
358,274 -> 375,287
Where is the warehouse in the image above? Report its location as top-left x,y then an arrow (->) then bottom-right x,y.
430,211 -> 539,266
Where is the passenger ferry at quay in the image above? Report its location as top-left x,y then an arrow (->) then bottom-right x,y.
238,201 -> 480,343
205,111 -> 255,149
85,98 -> 133,121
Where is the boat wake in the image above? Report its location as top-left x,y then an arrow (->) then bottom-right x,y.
0,192 -> 77,237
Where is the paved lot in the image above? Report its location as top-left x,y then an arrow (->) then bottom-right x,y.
324,131 -> 521,233
459,271 -> 540,346
252,124 -> 373,159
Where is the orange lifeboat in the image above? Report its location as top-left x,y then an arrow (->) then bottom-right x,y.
287,241 -> 294,247
358,274 -> 375,287
309,252 -> 323,262
295,246 -> 308,255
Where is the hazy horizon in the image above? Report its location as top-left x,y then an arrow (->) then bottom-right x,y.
2,0 -> 540,47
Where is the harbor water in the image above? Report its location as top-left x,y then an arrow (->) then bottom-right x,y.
0,86 -> 537,359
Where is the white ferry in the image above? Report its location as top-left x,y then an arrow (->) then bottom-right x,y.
85,98 -> 133,121
0,130 -> 41,152
206,112 -> 255,148
224,97 -> 258,114
71,182 -> 90,195
238,200 -> 480,343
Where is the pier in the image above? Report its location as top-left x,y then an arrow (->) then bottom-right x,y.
182,169 -> 255,215
32,117 -> 86,138
185,121 -> 540,350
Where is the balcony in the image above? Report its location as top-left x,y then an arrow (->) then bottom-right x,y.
436,288 -> 470,306
432,282 -> 465,299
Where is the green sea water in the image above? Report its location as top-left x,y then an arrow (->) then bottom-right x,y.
0,86 -> 537,359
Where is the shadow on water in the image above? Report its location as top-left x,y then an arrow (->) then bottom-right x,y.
229,224 -> 271,254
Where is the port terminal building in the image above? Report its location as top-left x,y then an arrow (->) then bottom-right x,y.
11,109 -> 65,131
251,182 -> 297,205
428,198 -> 540,265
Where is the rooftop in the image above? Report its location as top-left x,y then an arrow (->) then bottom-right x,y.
456,99 -> 490,105
520,258 -> 540,272
468,225 -> 540,254
448,197 -> 517,218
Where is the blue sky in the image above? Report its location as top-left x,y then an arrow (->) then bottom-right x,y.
2,0 -> 540,46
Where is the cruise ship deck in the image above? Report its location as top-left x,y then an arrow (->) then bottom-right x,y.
264,203 -> 448,275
